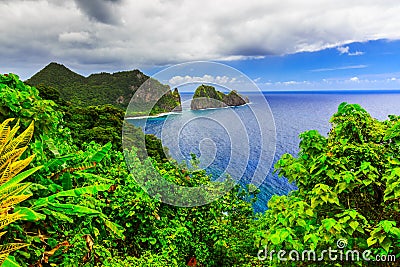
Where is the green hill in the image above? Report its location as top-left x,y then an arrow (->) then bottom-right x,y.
26,62 -> 181,115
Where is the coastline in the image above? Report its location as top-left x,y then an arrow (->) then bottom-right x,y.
125,111 -> 182,120
190,102 -> 250,111
126,102 -> 251,120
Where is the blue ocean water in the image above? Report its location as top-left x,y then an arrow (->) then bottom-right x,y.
128,92 -> 400,212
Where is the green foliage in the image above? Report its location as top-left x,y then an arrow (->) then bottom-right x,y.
26,62 -> 181,114
14,66 -> 400,267
2,71 -> 261,267
5,140 -> 126,266
0,119 -> 41,266
191,84 -> 247,110
255,103 -> 400,266
61,102 -> 169,162
62,104 -> 125,150
105,148 -> 261,266
150,87 -> 182,116
193,84 -> 225,101
0,74 -> 62,135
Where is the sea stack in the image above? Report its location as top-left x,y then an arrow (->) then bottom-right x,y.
190,84 -> 249,110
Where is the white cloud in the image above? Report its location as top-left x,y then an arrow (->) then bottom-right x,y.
337,46 -> 350,54
312,65 -> 368,72
262,75 -> 400,91
1,0 -> 400,77
59,31 -> 92,44
348,51 -> 365,56
169,75 -> 237,85
337,46 -> 364,56
281,81 -> 310,85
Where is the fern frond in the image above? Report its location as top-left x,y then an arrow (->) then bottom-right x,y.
14,121 -> 34,150
0,155 -> 35,186
0,243 -> 28,255
4,121 -> 20,146
0,252 -> 9,266
0,194 -> 32,209
0,166 -> 42,193
0,212 -> 24,230
0,128 -> 9,148
0,162 -> 12,187
0,147 -> 27,172
0,121 -> 33,165
0,183 -> 32,203
0,118 -> 36,261
0,118 -> 14,145
0,208 -> 11,216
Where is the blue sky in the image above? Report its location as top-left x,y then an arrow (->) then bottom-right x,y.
233,39 -> 400,91
249,39 -> 400,91
147,39 -> 400,92
1,1 -> 400,92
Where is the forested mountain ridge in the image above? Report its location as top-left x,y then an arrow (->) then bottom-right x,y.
26,62 -> 181,114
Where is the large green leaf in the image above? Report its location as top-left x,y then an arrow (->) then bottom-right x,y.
0,166 -> 42,192
103,218 -> 125,239
14,207 -> 46,222
1,255 -> 21,267
90,142 -> 112,163
44,138 -> 60,157
45,154 -> 75,170
46,203 -> 102,216
34,184 -> 111,206
42,208 -> 73,223
61,173 -> 72,191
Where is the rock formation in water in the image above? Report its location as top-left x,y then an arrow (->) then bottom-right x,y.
190,84 -> 249,110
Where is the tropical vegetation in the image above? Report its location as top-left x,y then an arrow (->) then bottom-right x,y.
0,70 -> 399,266
26,62 -> 181,115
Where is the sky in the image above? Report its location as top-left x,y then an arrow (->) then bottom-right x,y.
1,0 -> 400,91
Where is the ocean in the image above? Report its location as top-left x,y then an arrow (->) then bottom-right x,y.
128,92 -> 400,212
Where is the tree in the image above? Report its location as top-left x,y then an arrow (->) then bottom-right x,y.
255,103 -> 400,266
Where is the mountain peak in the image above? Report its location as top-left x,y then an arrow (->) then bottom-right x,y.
42,62 -> 81,75
25,63 -> 170,109
26,62 -> 85,88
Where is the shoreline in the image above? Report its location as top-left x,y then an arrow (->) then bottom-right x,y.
126,111 -> 182,120
126,103 -> 251,120
190,102 -> 250,111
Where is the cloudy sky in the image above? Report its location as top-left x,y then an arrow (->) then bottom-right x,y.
1,0 -> 400,91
